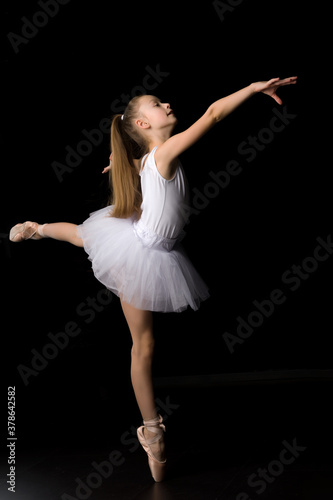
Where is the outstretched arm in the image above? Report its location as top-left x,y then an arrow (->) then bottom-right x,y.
210,77 -> 297,121
155,76 -> 297,175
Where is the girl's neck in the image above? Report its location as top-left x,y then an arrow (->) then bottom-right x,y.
147,130 -> 172,152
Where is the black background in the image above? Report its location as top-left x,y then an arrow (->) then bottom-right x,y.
1,0 -> 331,448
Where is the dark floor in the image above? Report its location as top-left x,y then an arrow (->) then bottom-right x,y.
1,378 -> 333,500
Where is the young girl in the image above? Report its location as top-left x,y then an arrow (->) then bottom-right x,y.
9,76 -> 297,482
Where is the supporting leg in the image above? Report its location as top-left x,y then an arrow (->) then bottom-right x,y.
120,299 -> 165,462
121,299 -> 157,420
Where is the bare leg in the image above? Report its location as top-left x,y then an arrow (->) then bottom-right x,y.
120,299 -> 165,461
10,221 -> 83,247
121,299 -> 156,419
42,223 -> 83,247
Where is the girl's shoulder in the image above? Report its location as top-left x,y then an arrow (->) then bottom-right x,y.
139,146 -> 158,173
142,146 -> 180,182
133,148 -> 155,174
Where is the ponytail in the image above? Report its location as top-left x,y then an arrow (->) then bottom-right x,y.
109,113 -> 143,219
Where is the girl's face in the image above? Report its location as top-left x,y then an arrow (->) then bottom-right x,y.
138,95 -> 177,131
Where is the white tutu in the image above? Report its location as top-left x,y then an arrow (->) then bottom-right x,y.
77,206 -> 209,313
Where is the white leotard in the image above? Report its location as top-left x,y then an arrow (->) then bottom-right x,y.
133,146 -> 189,250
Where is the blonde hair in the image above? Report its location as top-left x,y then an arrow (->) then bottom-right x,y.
109,96 -> 148,219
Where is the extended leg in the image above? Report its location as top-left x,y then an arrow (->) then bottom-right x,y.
42,223 -> 83,247
9,221 -> 83,247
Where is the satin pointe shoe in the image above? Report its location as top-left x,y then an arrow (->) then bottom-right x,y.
137,414 -> 167,482
9,222 -> 46,242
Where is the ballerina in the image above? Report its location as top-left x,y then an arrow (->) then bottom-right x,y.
9,76 -> 297,481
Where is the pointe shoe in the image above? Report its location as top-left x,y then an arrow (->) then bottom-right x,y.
137,414 -> 167,482
9,222 -> 45,242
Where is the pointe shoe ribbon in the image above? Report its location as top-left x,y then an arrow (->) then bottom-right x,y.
137,414 -> 167,482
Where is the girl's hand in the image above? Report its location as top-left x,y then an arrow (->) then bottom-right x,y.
102,153 -> 113,174
252,76 -> 297,105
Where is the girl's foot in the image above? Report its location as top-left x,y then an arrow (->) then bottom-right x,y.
144,426 -> 166,462
137,414 -> 167,482
9,222 -> 47,242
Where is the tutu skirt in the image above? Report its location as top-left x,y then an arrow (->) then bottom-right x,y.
77,206 -> 209,313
